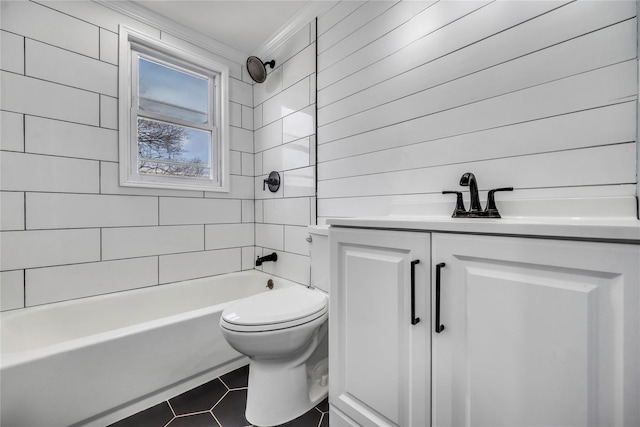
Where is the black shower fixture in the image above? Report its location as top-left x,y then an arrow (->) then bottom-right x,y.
246,56 -> 275,83
263,171 -> 281,193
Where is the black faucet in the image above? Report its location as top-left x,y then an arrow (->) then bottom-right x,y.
256,252 -> 277,266
443,172 -> 513,218
459,172 -> 482,214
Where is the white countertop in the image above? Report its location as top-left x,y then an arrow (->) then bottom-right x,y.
327,215 -> 640,243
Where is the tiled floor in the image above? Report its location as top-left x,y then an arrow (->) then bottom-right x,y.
109,365 -> 329,427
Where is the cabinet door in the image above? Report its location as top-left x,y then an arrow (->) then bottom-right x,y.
432,234 -> 640,427
330,228 -> 431,427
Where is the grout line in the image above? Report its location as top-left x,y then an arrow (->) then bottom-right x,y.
211,411 -> 223,427
167,400 -> 177,417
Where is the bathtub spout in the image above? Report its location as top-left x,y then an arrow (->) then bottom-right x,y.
256,253 -> 278,266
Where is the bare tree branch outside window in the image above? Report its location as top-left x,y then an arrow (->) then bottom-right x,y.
137,119 -> 209,178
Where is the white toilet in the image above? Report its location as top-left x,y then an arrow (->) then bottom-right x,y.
219,225 -> 329,427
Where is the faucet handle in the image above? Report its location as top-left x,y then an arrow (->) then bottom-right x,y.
484,187 -> 513,218
442,191 -> 467,218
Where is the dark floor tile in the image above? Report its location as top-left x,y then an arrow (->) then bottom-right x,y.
220,364 -> 249,389
276,408 -> 322,427
212,388 -> 251,426
169,378 -> 228,415
167,413 -> 220,427
319,412 -> 329,427
108,401 -> 174,427
315,398 -> 329,413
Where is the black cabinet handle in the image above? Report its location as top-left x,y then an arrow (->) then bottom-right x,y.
435,262 -> 446,333
411,260 -> 420,325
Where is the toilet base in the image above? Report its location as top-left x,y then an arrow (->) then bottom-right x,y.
245,326 -> 328,427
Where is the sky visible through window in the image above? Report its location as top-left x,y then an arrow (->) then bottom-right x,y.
137,57 -> 212,175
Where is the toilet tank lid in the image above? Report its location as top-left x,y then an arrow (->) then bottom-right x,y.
308,225 -> 328,236
221,286 -> 327,326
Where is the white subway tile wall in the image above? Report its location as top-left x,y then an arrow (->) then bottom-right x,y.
0,1 -> 255,310
316,0 -> 638,221
253,22 -> 316,286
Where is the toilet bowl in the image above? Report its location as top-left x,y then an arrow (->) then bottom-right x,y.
219,226 -> 330,427
220,286 -> 328,426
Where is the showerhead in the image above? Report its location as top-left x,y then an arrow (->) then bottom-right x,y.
246,56 -> 275,83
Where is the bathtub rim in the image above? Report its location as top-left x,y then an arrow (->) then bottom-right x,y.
1,270 -> 296,369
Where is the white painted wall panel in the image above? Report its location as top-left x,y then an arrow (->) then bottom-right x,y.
205,223 -> 254,250
319,54 -> 636,144
25,39 -> 118,97
230,126 -> 253,153
102,225 -> 204,260
25,116 -> 118,161
1,30 -> 24,74
242,199 -> 255,223
159,198 -> 241,225
242,105 -> 253,130
1,71 -> 99,126
256,223 -> 284,250
262,78 -> 310,125
230,102 -> 242,128
242,246 -> 256,270
319,61 -> 636,157
254,67 -> 283,107
317,0 -> 490,89
32,0 -> 160,36
25,257 -> 159,306
318,0 -> 436,71
317,0 -> 627,107
159,248 -> 241,284
317,0 -> 398,57
0,111 -> 24,152
319,143 -> 636,199
1,152 -> 99,194
284,225 -> 311,256
319,102 -> 635,181
263,197 -> 311,226
26,193 -> 158,230
0,192 -> 24,231
0,229 -> 101,271
319,18 -> 636,126
317,1 -> 365,37
0,0 -> 99,58
284,167 -> 315,198
0,270 -> 24,311
255,119 -> 283,153
100,95 -> 118,129
283,43 -> 316,89
100,28 -> 119,65
283,105 -> 315,143
263,138 -> 311,173
229,77 -> 253,107
259,250 -> 310,286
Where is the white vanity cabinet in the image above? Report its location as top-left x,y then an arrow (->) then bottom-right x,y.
431,233 -> 640,427
329,225 -> 640,427
329,227 -> 431,427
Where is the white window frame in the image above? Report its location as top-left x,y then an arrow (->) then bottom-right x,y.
119,26 -> 230,192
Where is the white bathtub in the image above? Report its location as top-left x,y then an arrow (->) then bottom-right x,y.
0,270 -> 295,427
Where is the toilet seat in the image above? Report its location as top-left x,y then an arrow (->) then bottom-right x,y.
220,286 -> 328,333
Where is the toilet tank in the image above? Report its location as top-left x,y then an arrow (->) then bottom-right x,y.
308,225 -> 329,293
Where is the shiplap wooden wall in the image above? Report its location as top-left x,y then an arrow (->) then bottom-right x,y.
316,0 -> 638,221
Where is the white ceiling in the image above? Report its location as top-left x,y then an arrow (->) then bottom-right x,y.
129,0 -> 320,56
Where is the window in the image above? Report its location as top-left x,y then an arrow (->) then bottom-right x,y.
119,26 -> 229,192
